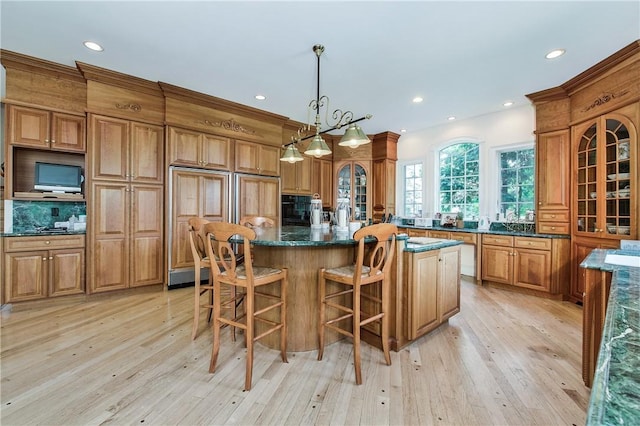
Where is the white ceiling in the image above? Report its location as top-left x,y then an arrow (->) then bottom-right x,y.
1,1 -> 639,136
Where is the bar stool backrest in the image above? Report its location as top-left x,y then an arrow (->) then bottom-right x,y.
352,223 -> 397,283
204,222 -> 257,282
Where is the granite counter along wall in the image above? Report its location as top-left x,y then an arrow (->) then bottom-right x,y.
10,200 -> 86,232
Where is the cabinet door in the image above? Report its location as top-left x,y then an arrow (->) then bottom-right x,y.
237,175 -> 279,221
280,160 -> 298,194
439,247 -> 460,322
513,248 -> 551,291
90,115 -> 129,181
260,178 -> 280,219
4,251 -> 47,302
89,182 -> 129,293
49,248 -> 85,296
51,112 -> 86,152
259,145 -> 281,176
537,130 -> 570,212
407,250 -> 439,339
571,237 -> 618,303
8,105 -> 50,148
168,126 -> 201,168
130,184 -> 164,287
130,123 -> 163,184
202,134 -> 232,170
481,245 -> 512,284
313,158 -> 333,208
235,140 -> 260,174
373,159 -> 396,215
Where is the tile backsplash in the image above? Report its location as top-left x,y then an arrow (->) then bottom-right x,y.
11,200 -> 86,232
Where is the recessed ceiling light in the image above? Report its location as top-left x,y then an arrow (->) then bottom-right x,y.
400,129 -> 407,133
412,97 -> 423,103
255,94 -> 266,100
545,49 -> 565,59
503,101 -> 514,107
83,41 -> 103,52
447,116 -> 456,121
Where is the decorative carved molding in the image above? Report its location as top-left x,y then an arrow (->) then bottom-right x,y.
115,103 -> 142,112
197,117 -> 258,136
581,90 -> 630,112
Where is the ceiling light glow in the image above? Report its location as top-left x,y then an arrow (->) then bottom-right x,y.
545,49 -> 565,59
400,129 -> 407,133
83,41 -> 103,52
503,101 -> 514,107
412,97 -> 423,103
255,94 -> 266,100
447,116 -> 456,121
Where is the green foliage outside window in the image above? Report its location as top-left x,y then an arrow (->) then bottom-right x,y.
439,143 -> 480,218
499,148 -> 535,220
404,163 -> 423,217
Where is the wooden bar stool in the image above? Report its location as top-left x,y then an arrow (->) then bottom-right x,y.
188,217 -> 213,340
317,223 -> 398,385
204,221 -> 288,391
239,216 -> 275,228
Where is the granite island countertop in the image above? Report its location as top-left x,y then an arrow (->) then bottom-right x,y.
580,249 -> 640,425
400,224 -> 570,239
230,225 -> 462,253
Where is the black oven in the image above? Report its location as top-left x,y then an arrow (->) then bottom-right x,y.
281,195 -> 311,226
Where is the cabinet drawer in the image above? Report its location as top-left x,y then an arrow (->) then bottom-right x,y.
5,235 -> 86,252
514,237 -> 552,251
428,230 -> 450,239
408,229 -> 428,237
537,222 -> 570,235
538,210 -> 570,222
449,232 -> 477,245
482,234 -> 514,247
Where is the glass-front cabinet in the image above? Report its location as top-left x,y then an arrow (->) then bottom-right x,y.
336,161 -> 370,222
575,114 -> 636,239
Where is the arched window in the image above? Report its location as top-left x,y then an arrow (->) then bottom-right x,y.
438,142 -> 479,218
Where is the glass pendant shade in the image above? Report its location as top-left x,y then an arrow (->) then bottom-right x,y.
338,124 -> 370,148
304,134 -> 332,157
280,144 -> 304,163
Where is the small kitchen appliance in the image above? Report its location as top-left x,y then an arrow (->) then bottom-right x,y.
414,217 -> 433,228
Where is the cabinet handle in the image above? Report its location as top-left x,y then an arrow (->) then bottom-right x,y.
538,202 -> 542,205
42,257 -> 47,261
551,227 -> 556,230
550,215 -> 555,218
49,256 -> 53,260
44,139 -> 50,143
51,140 -> 56,144
45,240 -> 50,245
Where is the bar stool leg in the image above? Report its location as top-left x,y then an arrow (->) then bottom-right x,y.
244,285 -> 255,391
353,283 -> 362,385
192,266 -> 201,340
209,279 -> 222,374
280,271 -> 288,363
317,268 -> 326,361
382,278 -> 391,365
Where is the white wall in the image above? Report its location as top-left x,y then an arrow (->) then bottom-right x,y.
396,104 -> 536,219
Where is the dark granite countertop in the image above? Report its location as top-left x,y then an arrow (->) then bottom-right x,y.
400,224 -> 570,239
580,249 -> 640,425
2,230 -> 86,237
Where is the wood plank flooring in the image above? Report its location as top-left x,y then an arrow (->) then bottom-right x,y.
0,277 -> 590,425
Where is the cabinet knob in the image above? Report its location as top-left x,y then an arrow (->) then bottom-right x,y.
51,140 -> 56,144
550,215 -> 555,218
45,241 -> 50,245
42,257 -> 47,261
49,256 -> 53,260
44,139 -> 50,143
538,202 -> 542,205
551,227 -> 556,230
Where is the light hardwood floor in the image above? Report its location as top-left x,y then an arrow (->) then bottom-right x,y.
0,277 -> 589,425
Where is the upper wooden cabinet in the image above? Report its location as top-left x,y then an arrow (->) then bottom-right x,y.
167,126 -> 232,171
236,174 -> 280,222
235,140 -> 280,176
312,158 -> 333,208
535,129 -> 570,235
281,157 -> 313,195
90,115 -> 164,184
573,106 -> 637,240
8,105 -> 86,152
335,160 -> 371,222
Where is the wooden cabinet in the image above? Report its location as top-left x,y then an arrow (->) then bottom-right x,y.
481,235 -> 569,294
404,246 -> 461,340
281,156 -> 313,195
312,158 -> 333,208
372,158 -> 396,219
4,235 -> 85,302
581,264 -> 612,387
236,174 -> 279,222
570,236 -> 619,303
167,126 -> 232,171
88,114 -> 164,293
536,129 -> 570,235
235,140 -> 280,176
170,169 -> 230,271
90,115 -> 163,184
8,105 -> 86,152
335,160 -> 371,221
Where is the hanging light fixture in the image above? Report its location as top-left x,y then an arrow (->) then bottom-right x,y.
281,44 -> 372,162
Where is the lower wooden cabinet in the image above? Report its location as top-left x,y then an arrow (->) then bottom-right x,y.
404,245 -> 461,341
570,236 -> 619,303
581,266 -> 612,387
4,235 -> 85,302
481,235 -> 570,295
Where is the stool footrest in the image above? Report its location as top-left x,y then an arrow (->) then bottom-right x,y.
325,301 -> 353,314
325,322 -> 354,338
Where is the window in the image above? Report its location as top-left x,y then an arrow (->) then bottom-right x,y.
439,143 -> 479,218
403,163 -> 423,217
498,148 -> 535,220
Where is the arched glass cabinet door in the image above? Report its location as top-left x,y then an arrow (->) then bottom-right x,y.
575,115 -> 635,238
337,162 -> 369,221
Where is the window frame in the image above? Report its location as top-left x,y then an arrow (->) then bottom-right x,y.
436,141 -> 480,219
495,143 -> 536,221
399,160 -> 425,218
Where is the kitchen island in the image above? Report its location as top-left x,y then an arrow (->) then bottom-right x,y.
240,226 -> 462,352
